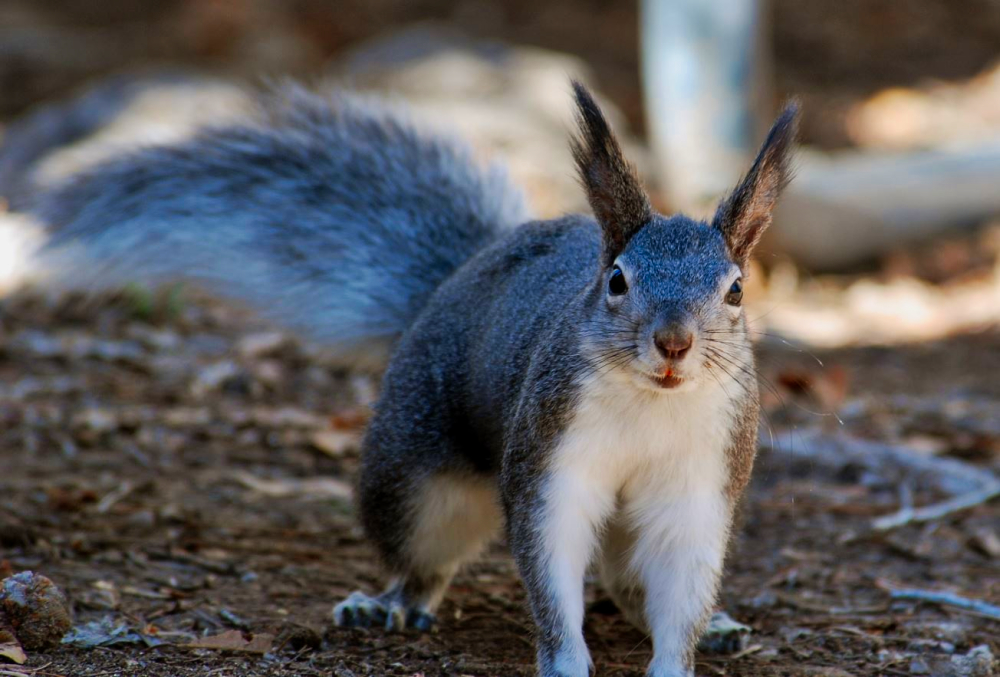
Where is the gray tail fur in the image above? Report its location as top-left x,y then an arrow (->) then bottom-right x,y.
0,72 -> 205,209
14,84 -> 530,368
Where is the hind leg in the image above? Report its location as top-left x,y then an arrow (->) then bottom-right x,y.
597,513 -> 648,632
599,520 -> 750,661
334,470 -> 501,631
598,493 -> 734,676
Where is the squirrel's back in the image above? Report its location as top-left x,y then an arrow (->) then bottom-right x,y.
13,84 -> 530,368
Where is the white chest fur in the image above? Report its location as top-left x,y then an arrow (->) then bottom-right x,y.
550,375 -> 739,501
538,374 -> 742,674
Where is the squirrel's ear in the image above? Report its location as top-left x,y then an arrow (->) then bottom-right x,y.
570,81 -> 651,264
714,103 -> 798,266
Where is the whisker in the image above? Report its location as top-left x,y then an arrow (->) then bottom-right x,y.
704,349 -> 778,448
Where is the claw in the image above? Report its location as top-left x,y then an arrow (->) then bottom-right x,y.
333,591 -> 388,629
408,610 -> 436,632
386,602 -> 407,632
333,590 -> 436,633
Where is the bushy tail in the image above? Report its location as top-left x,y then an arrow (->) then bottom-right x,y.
10,84 -> 530,368
0,72 -> 217,209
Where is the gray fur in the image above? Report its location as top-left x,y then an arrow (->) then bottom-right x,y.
0,73 -> 162,209
7,81 -> 796,675
24,84 -> 529,365
713,102 -> 798,266
569,81 -> 651,263
353,93 -> 794,676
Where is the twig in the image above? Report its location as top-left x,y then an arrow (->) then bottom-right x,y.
761,430 -> 998,496
729,643 -> 764,660
774,591 -> 885,615
878,582 -> 1000,621
0,668 -> 66,677
872,481 -> 1000,531
95,480 -> 135,514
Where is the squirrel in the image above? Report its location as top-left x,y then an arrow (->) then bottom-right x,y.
2,80 -> 797,677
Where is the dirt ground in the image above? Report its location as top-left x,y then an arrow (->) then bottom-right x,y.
0,288 -> 997,677
1,1 -> 999,675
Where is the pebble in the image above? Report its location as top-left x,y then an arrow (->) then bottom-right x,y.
0,571 -> 72,650
236,331 -> 290,359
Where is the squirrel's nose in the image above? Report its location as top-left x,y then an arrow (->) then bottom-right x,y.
654,329 -> 693,361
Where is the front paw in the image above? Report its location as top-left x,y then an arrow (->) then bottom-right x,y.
332,590 -> 388,629
538,640 -> 593,677
645,653 -> 694,677
332,590 -> 436,633
647,667 -> 694,677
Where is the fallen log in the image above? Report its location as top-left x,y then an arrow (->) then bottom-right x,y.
759,429 -> 998,496
767,144 -> 1000,270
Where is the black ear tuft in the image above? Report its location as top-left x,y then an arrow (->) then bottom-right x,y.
713,102 -> 799,266
570,81 -> 651,264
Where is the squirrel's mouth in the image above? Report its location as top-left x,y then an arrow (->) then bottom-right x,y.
648,373 -> 684,389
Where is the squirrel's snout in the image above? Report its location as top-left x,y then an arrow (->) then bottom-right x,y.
653,329 -> 693,361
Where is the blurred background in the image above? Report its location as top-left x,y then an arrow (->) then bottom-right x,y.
2,0 -> 1000,345
0,2 -> 998,676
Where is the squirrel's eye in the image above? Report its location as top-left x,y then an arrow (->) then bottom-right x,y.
725,278 -> 743,306
608,266 -> 628,295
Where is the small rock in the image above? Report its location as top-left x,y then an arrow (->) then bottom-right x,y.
126,511 -> 156,529
906,621 -> 969,644
82,581 -> 120,611
0,572 -> 72,650
311,429 -> 361,458
781,626 -> 814,643
696,611 -> 751,654
948,645 -> 995,677
916,645 -> 997,677
71,408 -> 119,434
126,326 -> 181,351
877,649 -> 903,663
190,360 -> 242,398
747,590 -> 777,609
907,638 -> 956,655
236,331 -> 289,359
968,526 -> 1000,559
251,360 -> 284,387
250,406 -> 324,428
909,658 -> 931,674
162,407 -> 212,427
277,622 -> 322,652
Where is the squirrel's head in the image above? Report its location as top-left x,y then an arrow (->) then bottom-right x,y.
571,82 -> 797,394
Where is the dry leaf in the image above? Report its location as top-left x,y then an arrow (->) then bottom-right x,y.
0,641 -> 26,664
249,406 -> 324,428
330,406 -> 371,431
310,429 -> 360,458
969,527 -> 1000,559
190,360 -> 241,398
236,331 -> 288,359
189,629 -> 273,654
900,434 -> 950,457
232,471 -> 353,501
776,365 -> 849,411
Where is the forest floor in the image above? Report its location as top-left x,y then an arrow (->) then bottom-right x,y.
1,3 -> 1000,674
0,289 -> 997,677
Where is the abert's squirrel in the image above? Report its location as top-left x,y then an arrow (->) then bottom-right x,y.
5,81 -> 797,677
